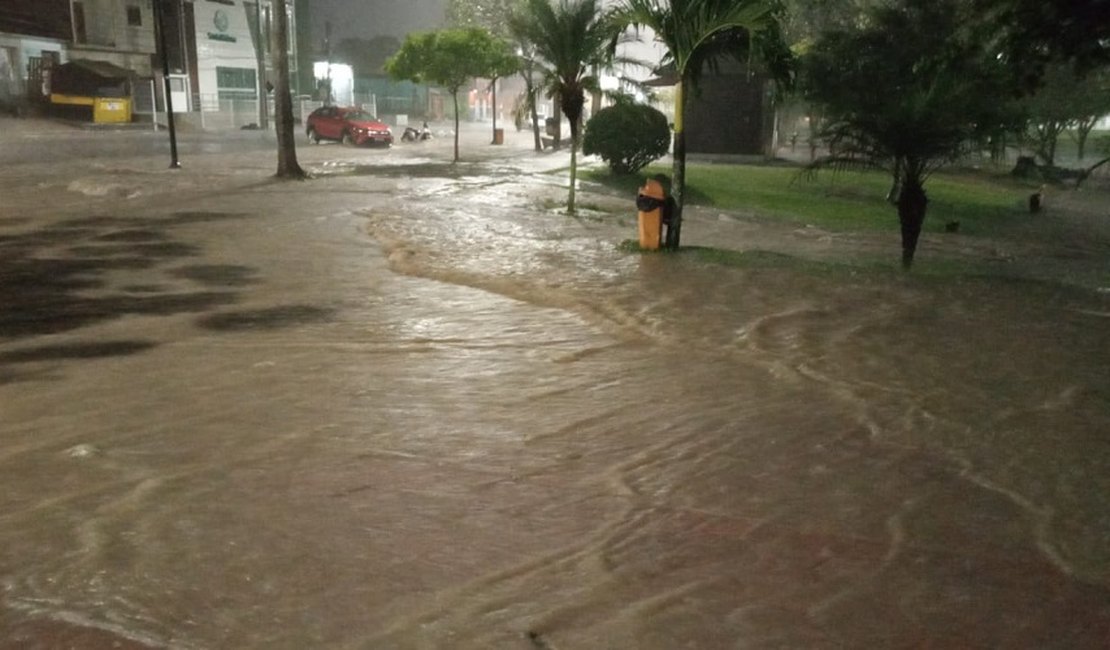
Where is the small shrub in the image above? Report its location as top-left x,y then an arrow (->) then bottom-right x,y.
583,103 -> 671,174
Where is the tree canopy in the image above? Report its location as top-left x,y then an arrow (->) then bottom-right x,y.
510,0 -> 622,213
386,28 -> 519,162
975,0 -> 1110,87
802,0 -> 1013,267
446,0 -> 521,37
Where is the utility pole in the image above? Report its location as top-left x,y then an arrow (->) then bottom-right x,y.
325,21 -> 333,105
152,0 -> 180,168
254,1 -> 269,129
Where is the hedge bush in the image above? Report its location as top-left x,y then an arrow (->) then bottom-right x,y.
583,103 -> 671,174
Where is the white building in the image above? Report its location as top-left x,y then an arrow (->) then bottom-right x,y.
183,0 -> 299,125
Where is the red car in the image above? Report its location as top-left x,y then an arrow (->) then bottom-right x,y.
305,106 -> 393,147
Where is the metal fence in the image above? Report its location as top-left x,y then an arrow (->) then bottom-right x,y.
356,77 -> 425,117
56,75 -> 389,131
188,94 -> 377,130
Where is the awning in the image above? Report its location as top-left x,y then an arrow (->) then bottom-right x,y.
51,59 -> 134,98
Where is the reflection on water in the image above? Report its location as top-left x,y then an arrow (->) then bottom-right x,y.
1,160 -> 1108,648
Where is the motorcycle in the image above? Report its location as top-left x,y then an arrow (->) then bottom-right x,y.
401,124 -> 433,142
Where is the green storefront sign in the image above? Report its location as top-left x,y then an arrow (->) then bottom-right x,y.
207,9 -> 237,43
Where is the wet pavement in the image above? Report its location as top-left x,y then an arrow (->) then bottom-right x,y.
1,119 -> 1109,648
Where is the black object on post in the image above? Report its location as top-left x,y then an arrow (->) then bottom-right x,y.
153,0 -> 180,168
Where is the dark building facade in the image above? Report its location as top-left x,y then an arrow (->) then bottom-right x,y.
0,0 -> 72,42
685,71 -> 775,157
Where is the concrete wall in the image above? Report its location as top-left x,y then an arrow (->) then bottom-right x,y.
73,0 -> 156,52
70,0 -> 156,76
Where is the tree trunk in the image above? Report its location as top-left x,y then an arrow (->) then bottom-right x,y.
490,78 -> 498,144
452,90 -> 461,163
1034,121 -> 1064,167
590,64 -> 601,117
552,101 -> 563,148
807,108 -> 820,162
1077,156 -> 1110,189
271,0 -> 303,178
896,177 -> 927,269
886,158 -> 902,204
568,127 -> 578,214
990,132 -> 1008,163
565,93 -> 584,214
525,75 -> 541,151
667,79 -> 687,250
1075,117 -> 1097,160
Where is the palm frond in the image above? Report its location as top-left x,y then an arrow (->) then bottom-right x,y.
617,0 -> 779,74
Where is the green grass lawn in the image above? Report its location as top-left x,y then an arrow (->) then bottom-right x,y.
584,162 -> 1041,237
597,161 -> 1110,289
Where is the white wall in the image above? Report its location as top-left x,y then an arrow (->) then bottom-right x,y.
0,35 -> 69,69
194,0 -> 260,105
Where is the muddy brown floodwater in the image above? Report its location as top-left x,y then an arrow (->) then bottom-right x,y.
1,131 -> 1108,648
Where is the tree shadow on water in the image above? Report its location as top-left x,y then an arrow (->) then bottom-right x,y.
0,211 -> 258,378
169,264 -> 260,287
0,340 -> 157,364
196,305 -> 336,332
0,339 -> 161,386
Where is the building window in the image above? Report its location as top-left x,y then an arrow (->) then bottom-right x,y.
127,6 -> 142,26
73,2 -> 87,44
216,66 -> 257,99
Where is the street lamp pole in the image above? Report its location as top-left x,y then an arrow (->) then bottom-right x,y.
152,0 -> 180,168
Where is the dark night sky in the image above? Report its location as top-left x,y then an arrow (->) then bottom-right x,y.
306,0 -> 447,44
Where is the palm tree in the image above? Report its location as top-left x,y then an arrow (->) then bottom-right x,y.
617,0 -> 788,248
516,43 -> 545,151
510,0 -> 621,214
802,0 -> 1009,268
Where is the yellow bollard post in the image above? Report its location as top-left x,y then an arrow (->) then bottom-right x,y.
636,178 -> 665,250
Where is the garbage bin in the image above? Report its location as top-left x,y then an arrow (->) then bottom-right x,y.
635,178 -> 666,250
493,127 -> 504,145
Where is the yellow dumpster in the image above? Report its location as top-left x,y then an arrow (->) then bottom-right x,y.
635,178 -> 666,250
93,97 -> 132,123
49,59 -> 135,124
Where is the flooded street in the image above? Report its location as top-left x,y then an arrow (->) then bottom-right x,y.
1,126 -> 1108,648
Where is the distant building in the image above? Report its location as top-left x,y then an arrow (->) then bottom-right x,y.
164,0 -> 301,118
0,0 -> 302,126
68,0 -> 158,76
646,62 -> 777,158
0,0 -> 74,109
684,70 -> 776,157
